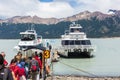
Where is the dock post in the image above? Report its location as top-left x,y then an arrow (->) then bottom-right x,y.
42,51 -> 46,80
51,60 -> 53,80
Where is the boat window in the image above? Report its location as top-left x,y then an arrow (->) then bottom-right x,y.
65,40 -> 69,45
75,40 -> 80,45
70,28 -> 81,32
21,34 -> 35,41
75,28 -> 80,32
69,40 -> 74,45
62,40 -> 69,45
86,40 -> 91,45
62,40 -> 91,45
81,40 -> 91,45
81,40 -> 86,45
70,28 -> 74,32
62,40 -> 66,45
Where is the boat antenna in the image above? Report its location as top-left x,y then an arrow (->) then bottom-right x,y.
26,23 -> 30,30
31,23 -> 34,30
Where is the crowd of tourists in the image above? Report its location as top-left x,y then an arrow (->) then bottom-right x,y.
0,51 -> 51,80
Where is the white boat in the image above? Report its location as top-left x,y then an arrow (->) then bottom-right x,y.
58,22 -> 94,57
15,29 -> 45,51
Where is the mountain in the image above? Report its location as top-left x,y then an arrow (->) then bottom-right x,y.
0,10 -> 120,39
0,10 -> 119,25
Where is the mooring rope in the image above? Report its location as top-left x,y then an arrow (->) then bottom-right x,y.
59,61 -> 99,77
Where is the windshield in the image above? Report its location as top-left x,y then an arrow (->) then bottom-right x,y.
21,34 -> 35,41
62,40 -> 91,45
70,28 -> 81,32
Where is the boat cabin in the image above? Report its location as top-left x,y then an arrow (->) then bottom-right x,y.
20,30 -> 37,41
69,22 -> 82,33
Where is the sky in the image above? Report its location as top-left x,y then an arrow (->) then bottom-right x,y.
0,0 -> 120,19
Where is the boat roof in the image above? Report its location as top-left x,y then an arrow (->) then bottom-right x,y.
61,38 -> 88,40
69,32 -> 85,35
20,30 -> 36,35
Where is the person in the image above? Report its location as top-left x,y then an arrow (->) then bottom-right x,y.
24,56 -> 31,79
30,56 -> 39,80
15,55 -> 21,64
14,59 -> 26,80
13,54 -> 26,80
49,45 -> 52,51
17,52 -> 22,59
1,52 -> 8,66
45,59 -> 51,76
18,61 -> 26,80
34,52 -> 42,70
34,52 -> 42,78
0,54 -> 14,80
38,52 -> 42,61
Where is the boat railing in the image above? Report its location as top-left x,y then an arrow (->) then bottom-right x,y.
70,22 -> 81,27
55,45 -> 96,53
62,45 -> 95,51
65,30 -> 69,35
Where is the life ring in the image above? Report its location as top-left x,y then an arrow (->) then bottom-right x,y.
73,49 -> 76,52
68,49 -> 71,52
74,49 -> 79,52
84,48 -> 87,52
76,49 -> 79,52
78,49 -> 81,52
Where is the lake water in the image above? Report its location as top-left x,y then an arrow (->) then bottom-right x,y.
0,38 -> 120,77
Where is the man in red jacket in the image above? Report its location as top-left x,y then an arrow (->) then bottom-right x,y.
1,52 -> 8,66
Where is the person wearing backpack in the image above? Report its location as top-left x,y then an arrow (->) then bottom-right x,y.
34,52 -> 42,78
13,56 -> 27,80
30,56 -> 39,80
0,54 -> 14,80
1,52 -> 8,66
9,58 -> 18,80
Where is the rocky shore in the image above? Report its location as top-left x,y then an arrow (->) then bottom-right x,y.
46,76 -> 120,80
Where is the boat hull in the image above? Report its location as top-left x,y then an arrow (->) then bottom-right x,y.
58,51 -> 93,58
19,44 -> 46,51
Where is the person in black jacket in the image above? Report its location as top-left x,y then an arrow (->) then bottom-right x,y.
0,54 -> 13,80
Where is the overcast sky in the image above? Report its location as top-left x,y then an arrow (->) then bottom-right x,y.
0,0 -> 120,19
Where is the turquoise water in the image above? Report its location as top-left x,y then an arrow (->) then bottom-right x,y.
1,38 -> 120,77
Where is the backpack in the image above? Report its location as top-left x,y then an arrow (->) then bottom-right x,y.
18,67 -> 25,76
31,65 -> 37,72
31,60 -> 38,72
0,68 -> 5,80
0,67 -> 12,80
17,63 -> 26,77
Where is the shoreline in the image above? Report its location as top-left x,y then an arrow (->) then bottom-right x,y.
46,75 -> 120,80
0,37 -> 120,40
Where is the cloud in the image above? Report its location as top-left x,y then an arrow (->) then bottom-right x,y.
0,0 -> 74,18
0,0 -> 39,18
75,0 -> 120,13
0,0 -> 120,19
26,1 -> 74,18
